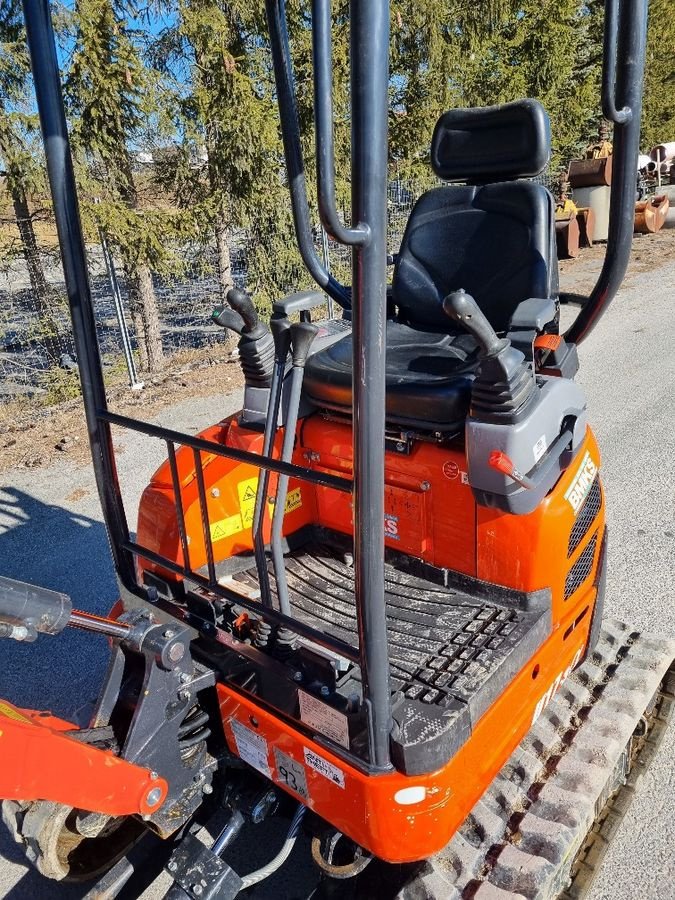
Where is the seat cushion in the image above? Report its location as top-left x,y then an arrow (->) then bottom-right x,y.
393,182 -> 557,333
304,321 -> 479,431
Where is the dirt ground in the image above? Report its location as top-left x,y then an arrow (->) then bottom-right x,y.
0,349 -> 245,473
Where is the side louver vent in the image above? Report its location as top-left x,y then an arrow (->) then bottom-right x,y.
568,477 -> 602,557
564,533 -> 598,601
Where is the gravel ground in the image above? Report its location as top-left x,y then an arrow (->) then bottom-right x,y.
0,252 -> 674,899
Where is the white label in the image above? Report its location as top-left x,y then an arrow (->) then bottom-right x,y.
298,690 -> 350,748
274,748 -> 309,800
564,451 -> 598,515
533,434 -> 547,463
230,720 -> 271,778
304,747 -> 345,788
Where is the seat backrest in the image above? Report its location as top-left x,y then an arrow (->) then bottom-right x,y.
392,100 -> 557,334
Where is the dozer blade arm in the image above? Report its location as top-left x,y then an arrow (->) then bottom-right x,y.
0,700 -> 167,817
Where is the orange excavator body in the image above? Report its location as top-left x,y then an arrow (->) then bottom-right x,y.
135,416 -> 604,861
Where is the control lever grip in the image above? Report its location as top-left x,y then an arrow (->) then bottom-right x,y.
272,291 -> 323,318
443,289 -> 508,357
211,306 -> 245,335
290,322 -> 319,368
270,316 -> 292,363
226,288 -> 264,336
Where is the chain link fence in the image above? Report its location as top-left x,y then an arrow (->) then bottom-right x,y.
0,175 -> 561,413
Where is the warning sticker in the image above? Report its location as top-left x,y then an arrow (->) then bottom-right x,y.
209,513 -> 243,542
298,690 -> 350,749
274,748 -> 309,800
284,487 -> 302,514
0,702 -> 30,723
533,434 -> 547,464
230,720 -> 271,778
304,747 -> 345,789
237,478 -> 259,527
443,460 -> 459,480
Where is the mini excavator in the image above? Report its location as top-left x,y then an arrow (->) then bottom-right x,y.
1,0 -> 674,897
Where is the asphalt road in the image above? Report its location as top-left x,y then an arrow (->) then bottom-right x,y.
1,254 -> 674,899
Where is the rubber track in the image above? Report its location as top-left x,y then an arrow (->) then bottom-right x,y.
405,619 -> 675,900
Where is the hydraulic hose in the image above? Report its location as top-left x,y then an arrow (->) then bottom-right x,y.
240,804 -> 305,889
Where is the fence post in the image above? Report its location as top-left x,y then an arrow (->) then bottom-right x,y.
98,227 -> 143,390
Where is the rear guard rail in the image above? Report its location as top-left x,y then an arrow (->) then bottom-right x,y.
96,409 -> 392,772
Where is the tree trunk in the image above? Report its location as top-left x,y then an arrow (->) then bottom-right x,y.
11,185 -> 61,361
215,219 -> 234,301
117,153 -> 164,373
127,263 -> 163,372
215,219 -> 235,353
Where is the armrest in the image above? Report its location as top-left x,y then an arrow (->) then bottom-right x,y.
509,297 -> 558,332
272,290 -> 324,318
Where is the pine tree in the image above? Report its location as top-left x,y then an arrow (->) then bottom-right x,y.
641,0 -> 675,151
66,0 -> 166,372
0,0 -> 61,358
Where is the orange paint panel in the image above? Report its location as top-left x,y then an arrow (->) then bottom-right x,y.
216,594 -> 594,862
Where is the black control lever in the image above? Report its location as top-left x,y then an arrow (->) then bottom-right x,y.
250,317 -> 292,609
211,306 -> 245,335
443,289 -> 535,419
271,321 -> 319,618
226,288 -> 267,339
443,290 -> 507,357
270,316 -> 293,363
290,321 -> 319,368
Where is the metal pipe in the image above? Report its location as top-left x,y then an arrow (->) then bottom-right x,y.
22,0 -> 137,591
69,610 -> 131,640
566,0 -> 649,345
320,228 -> 335,320
265,0 -> 351,310
312,0 -> 369,247
212,810 -> 245,855
271,323 -> 318,616
129,540 -> 361,662
98,225 -> 141,390
349,0 -> 392,770
251,319 -> 292,608
98,409 -> 353,493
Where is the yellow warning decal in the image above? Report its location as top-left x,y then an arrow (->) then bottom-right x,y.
0,702 -> 31,724
237,477 -> 259,527
284,487 -> 302,514
230,478 -> 303,533
209,514 -> 243,543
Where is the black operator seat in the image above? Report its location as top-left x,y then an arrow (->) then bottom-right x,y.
303,99 -> 559,433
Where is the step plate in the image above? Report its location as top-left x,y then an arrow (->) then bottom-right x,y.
235,540 -> 550,773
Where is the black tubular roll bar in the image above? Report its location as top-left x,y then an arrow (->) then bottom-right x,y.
566,0 -> 648,345
266,0 -> 393,769
24,0 -> 393,771
23,0 -> 137,592
264,0 -> 351,310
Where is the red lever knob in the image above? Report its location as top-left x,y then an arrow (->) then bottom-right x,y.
488,450 -> 535,490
